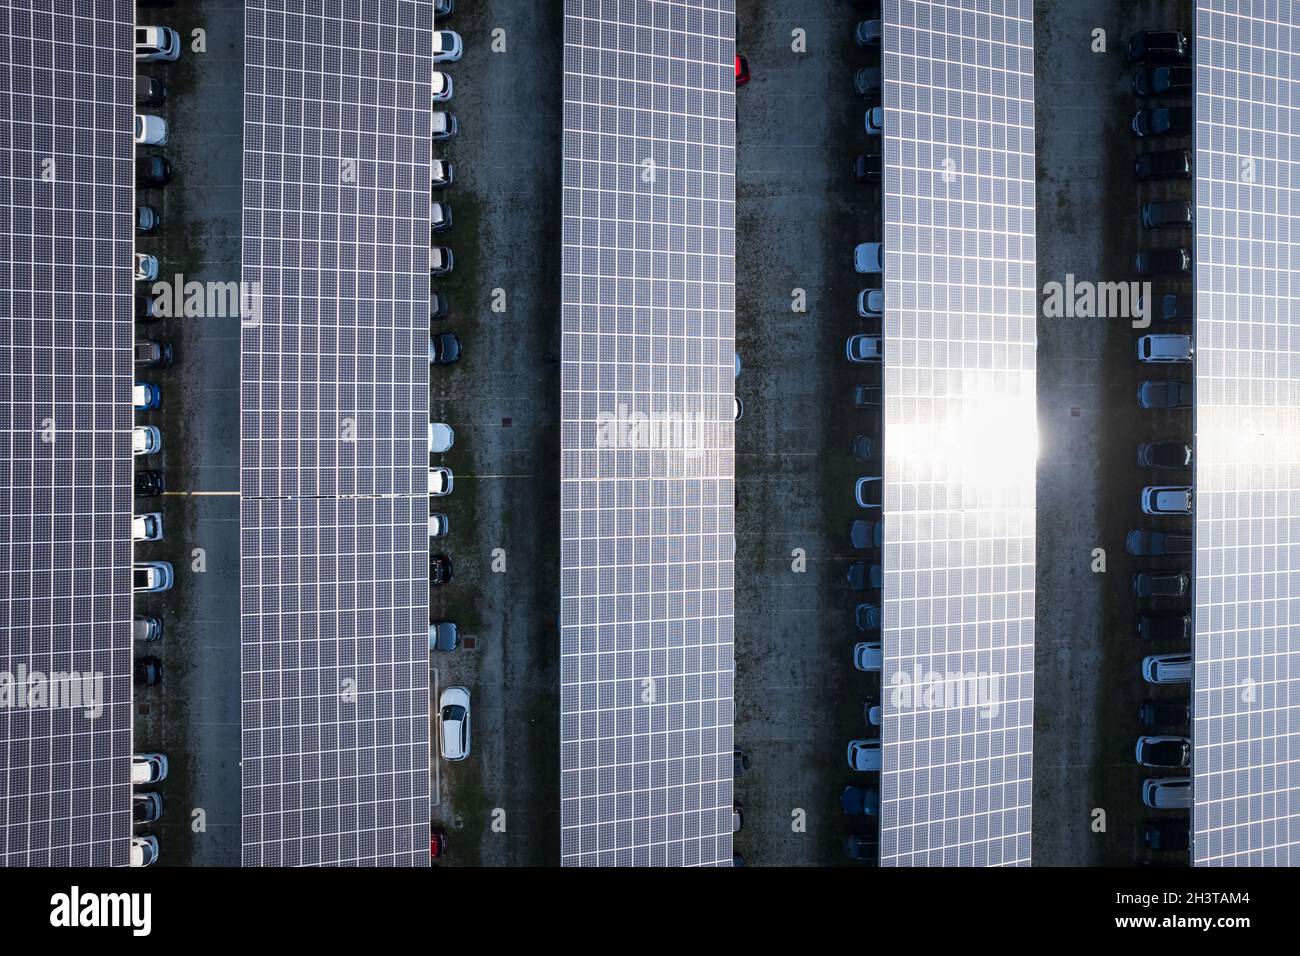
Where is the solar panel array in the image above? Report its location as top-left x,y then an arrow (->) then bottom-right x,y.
0,0 -> 135,866
240,0 -> 432,865
878,0 -> 1038,866
1192,0 -> 1300,867
559,0 -> 736,866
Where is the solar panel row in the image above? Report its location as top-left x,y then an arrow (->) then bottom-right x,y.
1193,0 -> 1300,867
239,0 -> 433,866
879,0 -> 1038,867
559,0 -> 737,867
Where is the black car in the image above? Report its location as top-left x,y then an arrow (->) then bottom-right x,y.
1132,570 -> 1191,599
1127,529 -> 1194,557
430,331 -> 461,365
1135,247 -> 1191,275
132,792 -> 163,824
850,519 -> 882,550
134,658 -> 163,686
854,153 -> 882,184
1144,818 -> 1191,852
135,293 -> 163,324
1136,735 -> 1191,768
1142,200 -> 1193,230
846,561 -> 881,591
1137,379 -> 1193,409
134,470 -> 166,497
1132,65 -> 1194,97
852,434 -> 877,461
845,833 -> 878,862
1137,611 -> 1192,641
1135,148 -> 1193,181
1139,698 -> 1191,728
856,602 -> 881,632
1131,106 -> 1194,138
135,74 -> 166,107
1125,31 -> 1190,65
1159,293 -> 1194,322
853,67 -> 882,97
430,553 -> 453,585
840,785 -> 880,816
1138,440 -> 1192,468
134,339 -> 174,368
135,155 -> 172,188
431,291 -> 449,321
734,748 -> 750,776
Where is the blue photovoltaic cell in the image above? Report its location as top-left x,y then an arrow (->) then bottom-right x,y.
1193,0 -> 1300,867
559,0 -> 737,866
879,0 -> 1037,867
0,0 -> 135,867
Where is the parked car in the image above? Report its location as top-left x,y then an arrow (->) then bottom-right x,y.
430,331 -> 461,365
428,466 -> 454,497
136,206 -> 160,235
134,470 -> 165,496
846,334 -> 883,363
857,288 -> 884,318
133,614 -> 162,642
846,562 -> 881,591
1144,818 -> 1190,851
134,657 -> 163,686
136,74 -> 166,107
1132,65 -> 1193,96
865,106 -> 885,135
1141,200 -> 1193,230
135,292 -> 163,323
133,792 -> 164,824
431,159 -> 454,189
1137,379 -> 1192,409
1126,529 -> 1193,556
434,0 -> 454,16
1157,293 -> 1194,322
1132,570 -> 1190,598
850,519 -> 882,550
1137,333 -> 1193,362
855,603 -> 881,632
853,641 -> 882,672
854,19 -> 883,48
854,67 -> 881,97
132,425 -> 161,456
735,54 -> 750,87
430,553 -> 453,586
1137,611 -> 1191,641
855,476 -> 882,508
132,512 -> 164,542
429,621 -> 459,652
438,686 -> 471,760
129,835 -> 159,867
433,29 -> 463,63
135,25 -> 181,62
432,71 -> 453,103
133,561 -> 173,593
430,246 -> 454,276
1131,107 -> 1194,138
1135,246 -> 1191,275
854,153 -> 882,184
431,110 -> 458,140
853,384 -> 881,412
135,155 -> 172,187
429,512 -> 449,538
734,396 -> 744,422
431,827 -> 448,858
134,253 -> 160,282
133,382 -> 161,411
431,201 -> 453,233
1142,485 -> 1193,515
854,242 -> 884,274
1139,698 -> 1191,728
1142,653 -> 1193,685
130,752 -> 169,784
428,422 -> 454,453
1135,149 -> 1194,185
1136,735 -> 1191,769
845,833 -> 877,861
134,114 -> 168,145
732,802 -> 744,833
1142,777 -> 1192,809
852,434 -> 877,462
1126,30 -> 1190,64
1138,440 -> 1191,468
841,784 -> 880,815
431,290 -> 449,321
846,739 -> 882,772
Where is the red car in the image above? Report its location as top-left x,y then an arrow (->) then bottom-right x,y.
735,54 -> 750,87
431,827 -> 447,858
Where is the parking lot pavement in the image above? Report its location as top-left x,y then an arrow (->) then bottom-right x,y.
132,0 -> 244,866
732,0 -> 877,866
426,1 -> 563,866
1032,0 -> 1191,866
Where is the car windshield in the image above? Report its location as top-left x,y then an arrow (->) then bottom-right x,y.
442,705 -> 465,721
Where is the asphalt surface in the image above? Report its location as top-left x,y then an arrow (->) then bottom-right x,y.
1032,0 -> 1193,866
131,1 -> 245,866
426,0 -> 564,866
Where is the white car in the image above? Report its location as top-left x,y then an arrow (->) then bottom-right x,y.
846,739 -> 881,772
131,753 -> 169,784
428,466 -> 454,496
846,334 -> 883,363
438,686 -> 471,760
1141,485 -> 1192,515
854,242 -> 884,274
132,513 -> 164,542
134,114 -> 168,146
432,71 -> 454,102
430,246 -> 454,276
135,26 -> 181,62
428,422 -> 455,453
1142,777 -> 1192,809
129,835 -> 159,868
433,30 -> 463,62
431,110 -> 458,140
133,561 -> 174,593
429,512 -> 449,538
132,425 -> 161,456
1138,334 -> 1193,362
1142,653 -> 1192,685
134,253 -> 159,282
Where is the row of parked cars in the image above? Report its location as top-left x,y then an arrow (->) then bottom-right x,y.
1123,29 -> 1196,860
127,20 -> 188,868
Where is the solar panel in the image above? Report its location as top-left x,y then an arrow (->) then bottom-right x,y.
240,0 -> 432,866
1192,0 -> 1300,867
879,0 -> 1038,866
559,0 -> 736,866
0,0 -> 135,867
